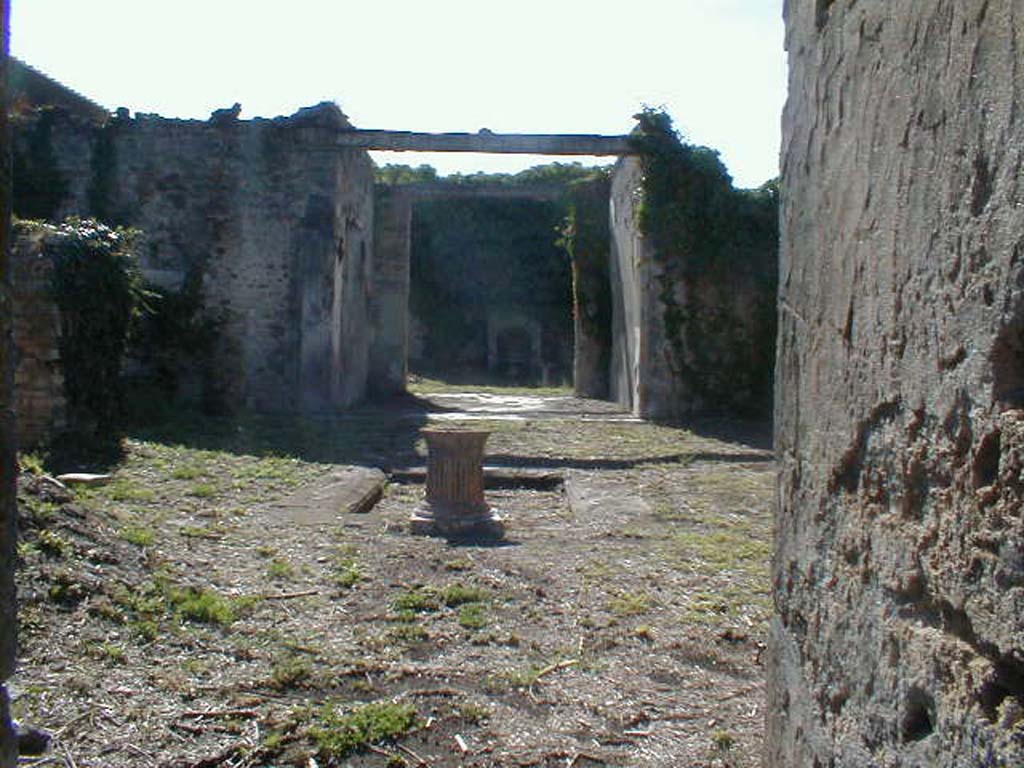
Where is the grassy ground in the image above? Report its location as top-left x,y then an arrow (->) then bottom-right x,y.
11,385 -> 773,767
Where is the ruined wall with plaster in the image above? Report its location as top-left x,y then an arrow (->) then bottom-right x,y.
771,1 -> 1024,765
609,157 -> 647,414
14,103 -> 375,412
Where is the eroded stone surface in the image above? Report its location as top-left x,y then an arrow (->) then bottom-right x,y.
270,467 -> 387,525
772,2 -> 1024,765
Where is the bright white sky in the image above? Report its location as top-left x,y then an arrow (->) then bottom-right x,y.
11,0 -> 786,188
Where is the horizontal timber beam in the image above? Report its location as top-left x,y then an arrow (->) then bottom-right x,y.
381,182 -> 566,201
337,129 -> 635,156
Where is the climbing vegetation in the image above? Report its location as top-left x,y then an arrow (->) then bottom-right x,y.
630,108 -> 779,415
19,217 -> 147,441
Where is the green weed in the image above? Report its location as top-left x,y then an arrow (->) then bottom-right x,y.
441,583 -> 489,607
37,530 -> 73,559
107,480 -> 157,503
169,587 -> 238,625
458,603 -> 489,630
310,701 -> 417,759
266,558 -> 294,580
393,587 -> 440,613
118,525 -> 156,547
608,590 -> 654,617
270,655 -> 312,689
333,556 -> 363,589
187,483 -> 218,499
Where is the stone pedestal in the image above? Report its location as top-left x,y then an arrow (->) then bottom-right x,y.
410,429 -> 503,539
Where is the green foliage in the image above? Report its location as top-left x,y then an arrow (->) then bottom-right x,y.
270,655 -> 312,689
376,161 -> 605,189
629,109 -> 779,414
310,701 -> 417,759
37,529 -> 73,559
332,556 -> 363,589
393,586 -> 440,613
410,197 -> 572,378
457,603 -> 489,630
374,163 -> 439,185
26,217 -> 147,440
266,557 -> 294,580
440,583 -> 489,607
168,586 -> 238,625
118,525 -> 156,547
12,108 -> 69,220
127,274 -> 222,406
18,453 -> 46,476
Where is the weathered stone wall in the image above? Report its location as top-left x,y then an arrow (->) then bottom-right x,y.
16,102 -> 376,412
369,187 -> 412,397
610,157 -> 775,419
568,175 -> 612,400
771,2 -> 1024,766
11,228 -> 64,446
1,1 -> 18,763
609,157 -> 648,413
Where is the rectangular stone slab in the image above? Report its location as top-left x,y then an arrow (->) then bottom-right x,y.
269,467 -> 387,526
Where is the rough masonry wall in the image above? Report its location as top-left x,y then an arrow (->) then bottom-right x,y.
11,228 -> 64,446
771,2 -> 1024,766
1,1 -> 17,763
19,103 -> 375,412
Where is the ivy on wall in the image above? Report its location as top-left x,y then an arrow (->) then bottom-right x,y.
18,218 -> 147,441
630,109 -> 779,415
127,272 -> 223,410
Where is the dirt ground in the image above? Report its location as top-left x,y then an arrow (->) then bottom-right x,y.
10,384 -> 774,767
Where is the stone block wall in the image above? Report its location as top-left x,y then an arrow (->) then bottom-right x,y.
10,228 -> 64,446
1,1 -> 17,763
16,102 -> 376,413
771,1 -> 1024,766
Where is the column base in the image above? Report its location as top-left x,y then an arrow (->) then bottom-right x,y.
410,501 -> 505,540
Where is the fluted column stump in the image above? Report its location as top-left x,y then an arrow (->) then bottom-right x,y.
410,429 -> 504,539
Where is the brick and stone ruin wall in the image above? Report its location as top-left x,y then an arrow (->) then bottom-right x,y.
11,102 -> 376,417
1,1 -> 18,762
10,227 -> 64,446
770,1 -> 1024,765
